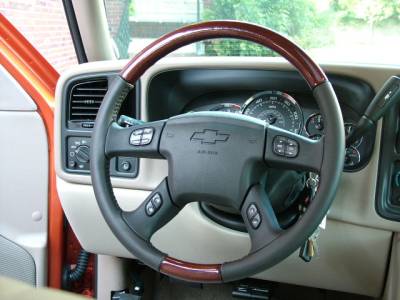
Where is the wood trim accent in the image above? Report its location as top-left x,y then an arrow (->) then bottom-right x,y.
160,256 -> 222,283
0,13 -> 64,289
121,20 -> 327,88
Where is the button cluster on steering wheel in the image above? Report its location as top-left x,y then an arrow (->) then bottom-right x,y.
130,127 -> 154,146
247,203 -> 262,229
145,193 -> 163,216
273,136 -> 299,158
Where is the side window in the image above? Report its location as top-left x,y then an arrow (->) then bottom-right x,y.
0,1 -> 77,73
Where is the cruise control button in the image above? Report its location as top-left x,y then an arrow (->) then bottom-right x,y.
134,129 -> 144,135
273,136 -> 299,158
274,144 -> 285,155
129,127 -> 154,146
130,134 -> 141,146
250,213 -> 261,229
143,128 -> 153,134
247,203 -> 258,219
145,201 -> 156,216
141,137 -> 152,145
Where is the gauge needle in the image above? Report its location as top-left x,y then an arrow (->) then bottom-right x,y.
266,114 -> 277,124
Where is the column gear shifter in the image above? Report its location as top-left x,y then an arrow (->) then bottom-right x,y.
346,76 -> 400,147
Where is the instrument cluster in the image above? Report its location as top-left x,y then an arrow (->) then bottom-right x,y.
197,90 -> 368,171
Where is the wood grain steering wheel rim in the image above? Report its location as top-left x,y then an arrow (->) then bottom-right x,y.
91,20 -> 345,283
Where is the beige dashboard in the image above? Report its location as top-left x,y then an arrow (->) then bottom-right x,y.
55,57 -> 400,297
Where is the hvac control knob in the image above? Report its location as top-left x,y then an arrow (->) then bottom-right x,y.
75,145 -> 90,163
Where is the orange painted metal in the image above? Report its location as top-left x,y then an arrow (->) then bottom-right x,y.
0,13 -> 64,288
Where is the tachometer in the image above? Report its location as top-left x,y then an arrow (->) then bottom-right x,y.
242,91 -> 303,134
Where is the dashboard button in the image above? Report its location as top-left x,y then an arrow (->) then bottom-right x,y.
120,161 -> 131,171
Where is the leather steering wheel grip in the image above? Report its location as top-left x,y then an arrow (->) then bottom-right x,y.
91,20 -> 345,283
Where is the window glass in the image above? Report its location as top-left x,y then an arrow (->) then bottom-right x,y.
105,0 -> 400,65
1,0 -> 77,73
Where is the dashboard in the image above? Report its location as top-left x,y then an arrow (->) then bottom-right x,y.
59,68 -> 376,177
147,69 -> 376,172
54,58 -> 400,298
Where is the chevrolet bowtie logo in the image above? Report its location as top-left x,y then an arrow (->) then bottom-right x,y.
190,129 -> 230,144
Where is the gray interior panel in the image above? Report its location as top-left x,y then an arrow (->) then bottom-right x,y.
0,65 -> 37,111
0,68 -> 49,287
0,235 -> 35,286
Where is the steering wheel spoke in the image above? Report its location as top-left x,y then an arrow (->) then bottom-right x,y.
241,185 -> 282,253
105,120 -> 166,159
264,125 -> 324,173
122,178 -> 180,241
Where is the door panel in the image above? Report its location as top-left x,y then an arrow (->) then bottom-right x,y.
0,66 -> 49,286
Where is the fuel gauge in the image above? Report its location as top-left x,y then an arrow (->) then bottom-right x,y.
344,146 -> 361,168
344,123 -> 363,148
306,113 -> 324,138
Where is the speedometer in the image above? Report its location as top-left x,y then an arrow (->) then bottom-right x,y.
242,91 -> 303,134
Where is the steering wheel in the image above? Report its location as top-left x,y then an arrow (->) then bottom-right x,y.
91,21 -> 345,283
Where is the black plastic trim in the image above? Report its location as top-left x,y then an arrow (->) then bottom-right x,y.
61,72 -> 141,178
376,87 -> 400,221
199,202 -> 246,232
62,0 -> 88,63
148,69 -> 376,172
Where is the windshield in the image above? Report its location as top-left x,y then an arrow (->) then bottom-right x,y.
104,0 -> 400,65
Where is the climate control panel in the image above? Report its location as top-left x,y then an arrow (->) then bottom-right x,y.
66,136 -> 138,178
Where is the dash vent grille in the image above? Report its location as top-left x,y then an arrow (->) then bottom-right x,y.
68,79 -> 108,121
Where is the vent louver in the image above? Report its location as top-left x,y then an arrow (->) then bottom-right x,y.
68,79 -> 108,122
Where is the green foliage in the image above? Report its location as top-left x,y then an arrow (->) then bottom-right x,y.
331,0 -> 400,27
129,0 -> 135,17
202,0 -> 334,56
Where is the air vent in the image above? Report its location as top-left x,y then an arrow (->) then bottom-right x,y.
68,79 -> 108,122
